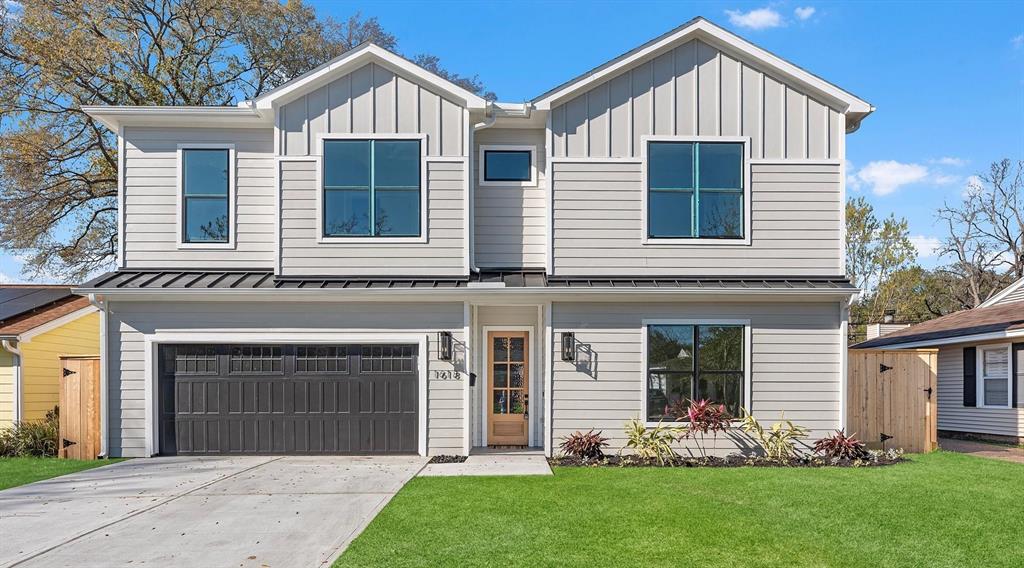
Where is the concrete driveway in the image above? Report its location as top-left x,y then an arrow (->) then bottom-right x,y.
0,455 -> 427,568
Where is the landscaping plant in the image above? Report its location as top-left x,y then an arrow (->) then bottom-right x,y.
814,430 -> 869,461
560,429 -> 609,460
674,399 -> 731,458
621,418 -> 681,465
0,407 -> 60,457
738,408 -> 808,462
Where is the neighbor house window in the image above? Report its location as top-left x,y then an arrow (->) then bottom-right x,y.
484,150 -> 531,181
323,139 -> 420,237
647,141 -> 744,239
181,148 -> 230,243
978,344 -> 1011,408
646,324 -> 745,421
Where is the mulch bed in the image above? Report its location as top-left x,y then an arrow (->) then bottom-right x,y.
427,455 -> 469,464
549,452 -> 905,468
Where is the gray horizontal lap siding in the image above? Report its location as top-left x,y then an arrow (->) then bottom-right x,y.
280,62 -> 464,157
550,301 -> 843,455
105,301 -> 466,457
936,344 -> 1024,437
473,128 -> 547,268
552,162 -> 841,276
550,39 -> 842,160
278,159 -> 466,277
122,127 -> 276,269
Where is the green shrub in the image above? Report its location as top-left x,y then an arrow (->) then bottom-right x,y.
738,408 -> 808,462
0,406 -> 60,457
621,418 -> 681,465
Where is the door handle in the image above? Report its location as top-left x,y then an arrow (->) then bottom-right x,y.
523,393 -> 529,420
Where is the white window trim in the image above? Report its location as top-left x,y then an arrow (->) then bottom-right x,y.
640,318 -> 752,427
640,135 -> 752,246
316,133 -> 429,244
143,331 -> 430,457
176,144 -> 236,250
478,144 -> 538,187
977,343 -> 1013,409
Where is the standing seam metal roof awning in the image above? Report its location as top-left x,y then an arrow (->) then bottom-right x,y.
78,270 -> 856,292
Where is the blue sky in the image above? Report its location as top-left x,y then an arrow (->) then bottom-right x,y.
2,0 -> 1021,282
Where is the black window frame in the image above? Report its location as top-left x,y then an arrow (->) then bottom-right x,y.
646,141 -> 746,240
645,323 -> 746,422
483,149 -> 533,182
322,138 -> 422,239
180,147 -> 231,245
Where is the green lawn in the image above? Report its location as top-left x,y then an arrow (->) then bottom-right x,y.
0,457 -> 124,491
336,452 -> 1023,568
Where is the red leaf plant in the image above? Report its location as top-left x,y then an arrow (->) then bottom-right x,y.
673,399 -> 732,459
813,430 -> 868,461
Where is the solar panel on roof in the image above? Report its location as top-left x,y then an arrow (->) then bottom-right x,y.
0,288 -> 73,321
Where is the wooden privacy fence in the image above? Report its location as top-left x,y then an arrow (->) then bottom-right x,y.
847,349 -> 938,453
59,356 -> 101,460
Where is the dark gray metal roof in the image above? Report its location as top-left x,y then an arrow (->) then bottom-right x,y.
0,286 -> 75,321
80,270 -> 854,292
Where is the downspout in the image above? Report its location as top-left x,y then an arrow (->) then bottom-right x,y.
469,102 -> 499,274
87,293 -> 109,457
1,338 -> 22,424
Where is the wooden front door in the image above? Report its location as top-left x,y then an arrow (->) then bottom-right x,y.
488,331 -> 529,446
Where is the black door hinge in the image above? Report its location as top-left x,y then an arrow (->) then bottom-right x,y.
63,367 -> 76,377
879,363 -> 893,373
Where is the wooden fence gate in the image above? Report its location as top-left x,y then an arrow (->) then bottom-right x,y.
59,356 -> 101,460
847,349 -> 938,453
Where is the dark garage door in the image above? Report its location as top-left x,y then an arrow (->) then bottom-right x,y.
158,344 -> 418,455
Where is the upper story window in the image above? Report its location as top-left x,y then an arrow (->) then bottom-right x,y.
647,141 -> 744,240
181,148 -> 231,245
479,145 -> 537,186
323,139 -> 421,238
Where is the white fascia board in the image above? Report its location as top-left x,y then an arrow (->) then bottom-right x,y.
532,18 -> 872,117
246,43 -> 488,111
868,329 -> 1024,350
16,305 -> 100,343
979,277 -> 1024,308
81,106 -> 271,132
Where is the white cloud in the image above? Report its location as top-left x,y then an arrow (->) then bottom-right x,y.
794,6 -> 816,20
852,160 -> 929,196
1013,34 -> 1024,49
931,173 -> 959,185
930,156 -> 967,167
725,8 -> 784,30
909,235 -> 942,258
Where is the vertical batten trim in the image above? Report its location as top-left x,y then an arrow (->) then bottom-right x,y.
735,57 -> 742,137
117,125 -> 126,268
838,112 -> 847,275
585,91 -> 591,157
393,74 -> 399,134
303,95 -> 310,156
436,96 -> 444,156
692,45 -> 699,136
803,94 -> 809,159
759,73 -> 766,159
543,302 -> 553,457
463,107 -> 471,273
670,47 -> 677,136
414,85 -> 421,136
546,111 -> 555,274
648,60 -> 655,137
716,51 -> 722,136
627,69 -> 634,157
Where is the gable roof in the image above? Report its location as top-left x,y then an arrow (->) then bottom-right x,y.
853,300 -> 1024,349
531,17 -> 873,131
979,276 -> 1024,308
243,42 -> 488,111
0,286 -> 95,338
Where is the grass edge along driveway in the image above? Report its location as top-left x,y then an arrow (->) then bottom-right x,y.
336,451 -> 1023,568
0,457 -> 125,491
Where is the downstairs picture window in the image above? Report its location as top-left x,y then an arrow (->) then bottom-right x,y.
646,324 -> 744,421
323,139 -> 421,237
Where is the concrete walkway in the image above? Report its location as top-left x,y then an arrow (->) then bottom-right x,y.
419,449 -> 552,477
0,455 -> 427,568
939,438 -> 1024,464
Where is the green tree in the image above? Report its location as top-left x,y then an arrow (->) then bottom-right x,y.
0,0 -> 490,280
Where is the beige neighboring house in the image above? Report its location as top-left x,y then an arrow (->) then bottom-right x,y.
77,17 -> 874,459
856,277 -> 1024,444
0,286 -> 100,428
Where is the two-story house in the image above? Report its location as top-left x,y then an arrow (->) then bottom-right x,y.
79,17 -> 872,458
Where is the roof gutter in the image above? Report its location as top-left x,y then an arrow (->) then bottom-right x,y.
860,328 -> 1024,351
1,339 -> 23,423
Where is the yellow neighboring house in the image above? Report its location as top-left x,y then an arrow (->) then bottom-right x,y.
0,286 -> 100,428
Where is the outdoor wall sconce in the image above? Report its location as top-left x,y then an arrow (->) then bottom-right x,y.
438,331 -> 453,361
561,332 -> 576,362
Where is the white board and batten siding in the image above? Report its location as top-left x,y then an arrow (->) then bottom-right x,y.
104,301 -> 467,457
552,161 -> 841,276
549,39 -> 843,160
473,128 -> 547,269
550,301 -> 843,454
278,62 -> 464,158
935,344 -> 1024,438
121,127 -> 276,270
278,159 -> 466,277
